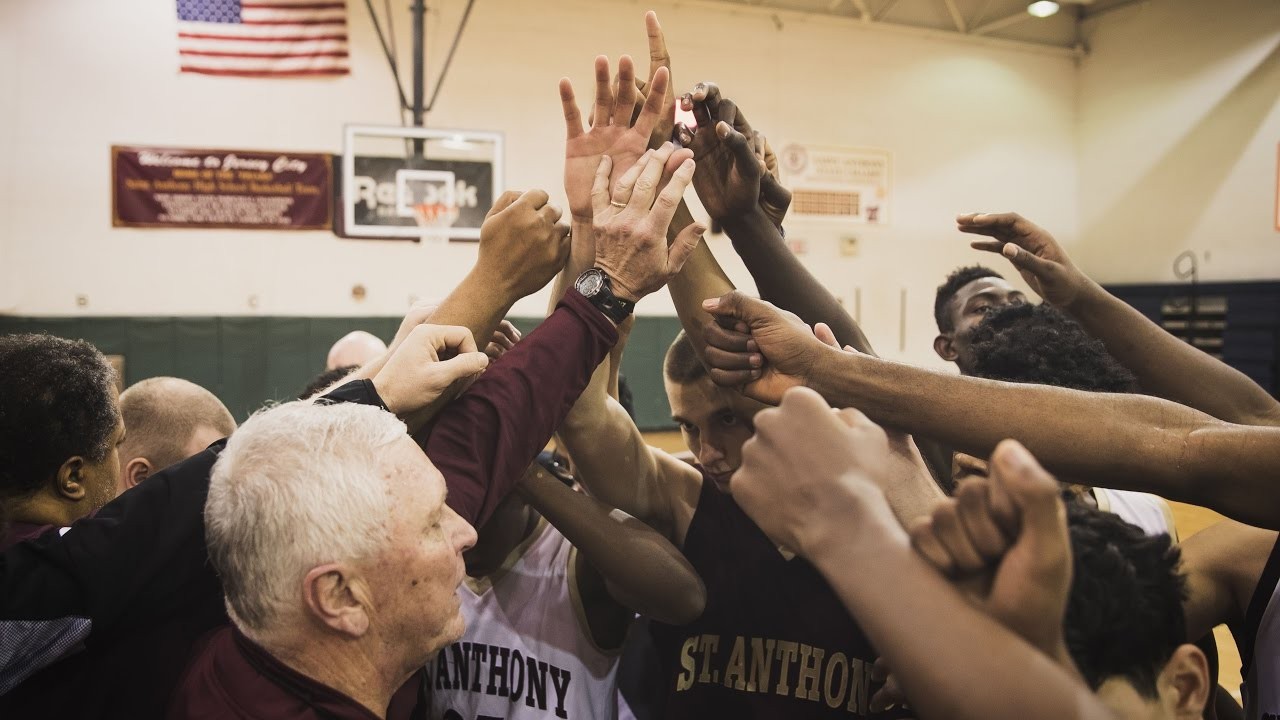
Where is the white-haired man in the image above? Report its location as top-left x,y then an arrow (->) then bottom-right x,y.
169,401 -> 477,719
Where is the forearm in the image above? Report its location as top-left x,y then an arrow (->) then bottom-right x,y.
667,202 -> 735,357
810,518 -> 1108,720
421,291 -> 617,528
724,208 -> 873,354
519,468 -> 705,625
809,350 -> 1280,528
428,267 -> 518,352
1068,282 -> 1280,426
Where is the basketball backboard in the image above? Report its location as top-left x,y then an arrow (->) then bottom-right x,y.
341,125 -> 503,241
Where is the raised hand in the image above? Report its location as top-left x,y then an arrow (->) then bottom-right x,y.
560,56 -> 675,223
682,83 -> 790,227
682,83 -> 765,222
909,440 -> 1074,660
956,212 -> 1093,309
731,387 -> 898,554
700,291 -> 833,404
639,11 -> 676,150
371,324 -> 489,420
590,143 -> 704,303
475,189 -> 571,300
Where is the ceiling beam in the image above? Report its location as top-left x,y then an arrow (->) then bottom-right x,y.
851,0 -> 872,22
874,0 -> 901,21
941,0 -> 967,33
971,8 -> 1032,36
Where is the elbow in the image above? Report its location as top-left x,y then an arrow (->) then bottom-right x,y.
647,577 -> 707,626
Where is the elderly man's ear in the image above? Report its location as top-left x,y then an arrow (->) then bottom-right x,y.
302,565 -> 371,637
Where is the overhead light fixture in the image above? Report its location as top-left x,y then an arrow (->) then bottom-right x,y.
1026,1 -> 1060,17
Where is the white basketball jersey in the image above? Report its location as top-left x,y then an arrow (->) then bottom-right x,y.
427,518 -> 621,720
1092,488 -> 1178,541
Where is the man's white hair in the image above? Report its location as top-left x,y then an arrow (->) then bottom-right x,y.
206,400 -> 407,637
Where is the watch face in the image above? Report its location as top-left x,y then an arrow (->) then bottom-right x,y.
576,270 -> 605,297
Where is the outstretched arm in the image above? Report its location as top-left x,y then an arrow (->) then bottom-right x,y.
730,390 -> 1112,720
701,291 -> 1280,530
958,212 -> 1280,427
684,83 -> 870,353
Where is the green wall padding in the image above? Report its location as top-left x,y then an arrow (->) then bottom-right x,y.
0,315 -> 681,430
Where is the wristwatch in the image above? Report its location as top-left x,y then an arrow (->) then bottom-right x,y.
574,268 -> 634,323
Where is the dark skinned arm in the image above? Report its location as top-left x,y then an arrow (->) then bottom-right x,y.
702,290 -> 1280,531
517,465 -> 706,650
958,212 -> 1280,427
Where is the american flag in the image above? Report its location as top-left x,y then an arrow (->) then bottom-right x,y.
176,0 -> 350,77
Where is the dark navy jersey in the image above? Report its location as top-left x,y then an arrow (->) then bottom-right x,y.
651,473 -> 909,719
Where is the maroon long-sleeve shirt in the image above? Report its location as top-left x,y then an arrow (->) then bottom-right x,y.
163,290 -> 617,720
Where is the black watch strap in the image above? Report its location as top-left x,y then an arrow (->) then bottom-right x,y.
576,268 -> 635,323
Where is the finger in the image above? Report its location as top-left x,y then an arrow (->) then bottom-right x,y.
761,174 -> 791,208
647,154 -> 694,226
701,290 -> 778,325
591,55 -> 614,129
499,320 -> 521,343
632,66 -> 669,140
752,131 -> 765,163
558,78 -> 584,140
908,515 -> 956,575
661,146 -> 694,187
514,188 -> 550,211
486,190 -> 521,218
715,97 -> 739,130
538,202 -> 563,224
833,407 -> 872,430
665,219 -> 705,278
814,322 -> 838,348
1001,242 -> 1058,275
421,324 -> 480,355
708,367 -> 760,389
929,499 -> 988,574
956,211 -> 1022,229
433,351 -> 491,383
991,440 -> 1066,546
870,674 -> 906,712
966,239 -> 1006,253
690,81 -> 719,128
611,149 -> 653,206
611,55 -> 637,127
645,10 -> 670,79
717,121 -> 759,175
628,142 -> 676,212
955,480 -> 1012,560
703,344 -> 761,372
589,155 -> 614,217
703,318 -> 754,352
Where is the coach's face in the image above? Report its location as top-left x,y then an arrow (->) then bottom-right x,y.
365,437 -> 477,670
665,375 -> 766,494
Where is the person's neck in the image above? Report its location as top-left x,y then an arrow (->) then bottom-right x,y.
269,634 -> 405,719
8,493 -> 83,528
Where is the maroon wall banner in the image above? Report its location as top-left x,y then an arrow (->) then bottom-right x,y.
112,146 -> 332,230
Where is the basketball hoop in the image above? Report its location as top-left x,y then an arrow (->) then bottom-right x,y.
411,202 -> 459,238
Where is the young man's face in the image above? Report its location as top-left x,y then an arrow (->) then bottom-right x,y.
934,277 -> 1027,374
665,375 -> 766,494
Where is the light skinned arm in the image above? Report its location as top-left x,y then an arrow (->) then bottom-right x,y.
1180,519 -> 1278,642
958,212 -> 1280,427
517,465 -> 706,643
701,290 -> 1280,530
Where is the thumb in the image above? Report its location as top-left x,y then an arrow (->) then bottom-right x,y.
991,440 -> 1067,557
486,190 -> 521,219
814,322 -> 839,349
667,223 -> 706,276
702,290 -> 771,322
717,121 -> 757,171
1001,243 -> 1058,277
432,351 -> 490,385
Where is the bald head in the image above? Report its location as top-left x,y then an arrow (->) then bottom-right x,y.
326,331 -> 387,371
117,377 -> 236,494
